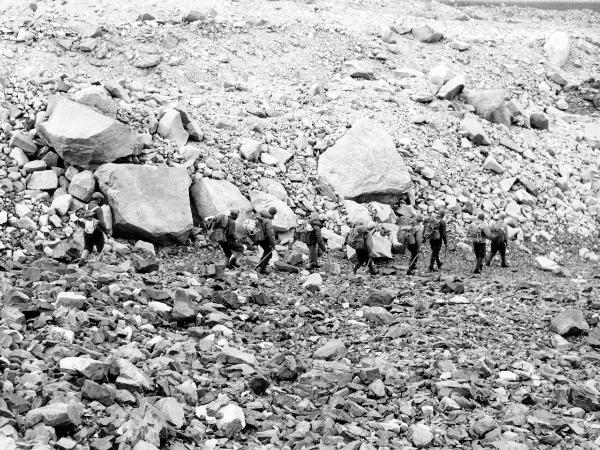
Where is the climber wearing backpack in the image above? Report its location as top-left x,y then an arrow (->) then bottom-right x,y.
308,212 -> 327,270
76,201 -> 110,265
406,214 -> 424,276
486,212 -> 509,268
470,212 -> 491,274
348,224 -> 378,275
424,209 -> 448,272
255,207 -> 277,274
210,208 -> 245,269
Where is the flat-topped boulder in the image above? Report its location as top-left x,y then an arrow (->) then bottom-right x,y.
95,164 -> 193,244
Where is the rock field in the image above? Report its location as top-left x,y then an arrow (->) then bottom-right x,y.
0,0 -> 600,448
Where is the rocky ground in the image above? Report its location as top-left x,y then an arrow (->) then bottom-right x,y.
1,0 -> 600,449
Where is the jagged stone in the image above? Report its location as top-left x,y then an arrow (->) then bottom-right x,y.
37,96 -> 138,168
158,109 -> 189,146
318,118 -> 411,204
67,170 -> 96,202
551,308 -> 589,335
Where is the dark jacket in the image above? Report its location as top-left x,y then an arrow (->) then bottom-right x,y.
259,211 -> 276,247
309,219 -> 327,252
428,218 -> 448,245
226,216 -> 238,242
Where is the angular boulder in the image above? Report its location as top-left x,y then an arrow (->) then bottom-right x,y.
411,24 -> 443,43
95,164 -> 193,244
318,119 -> 411,204
158,109 -> 189,147
249,190 -> 297,232
27,170 -> 58,190
67,170 -> 96,202
190,178 -> 253,235
37,96 -> 138,168
459,116 -> 490,145
551,308 -> 589,336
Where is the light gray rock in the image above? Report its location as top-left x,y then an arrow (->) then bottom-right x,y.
438,75 -> 465,100
318,118 -> 411,204
37,96 -> 138,168
240,138 -> 263,162
483,155 -> 505,174
343,60 -> 375,79
67,170 -> 96,202
71,86 -> 117,117
411,24 -> 443,43
158,109 -> 189,147
313,339 -> 347,360
551,308 -> 589,335
27,170 -> 58,190
459,116 -> 490,145
191,178 -> 253,235
363,306 -> 395,325
95,164 -> 193,244
249,190 -> 297,232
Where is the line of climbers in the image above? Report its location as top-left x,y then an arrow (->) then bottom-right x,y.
203,207 -> 512,276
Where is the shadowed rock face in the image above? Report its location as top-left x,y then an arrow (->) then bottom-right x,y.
317,118 -> 411,205
36,96 -> 139,168
95,164 -> 193,244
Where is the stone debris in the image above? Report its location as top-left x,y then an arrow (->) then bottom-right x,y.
0,1 -> 597,449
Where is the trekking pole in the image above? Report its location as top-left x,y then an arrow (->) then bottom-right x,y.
254,250 -> 273,269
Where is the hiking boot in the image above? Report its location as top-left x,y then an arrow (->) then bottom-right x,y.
473,268 -> 481,274
437,262 -> 443,270
370,270 -> 379,276
501,263 -> 509,268
428,266 -> 436,272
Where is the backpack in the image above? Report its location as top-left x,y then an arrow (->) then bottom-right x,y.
243,214 -> 266,243
346,228 -> 366,250
423,218 -> 441,241
84,218 -> 97,234
295,221 -> 314,245
207,214 -> 228,243
468,221 -> 486,242
490,222 -> 506,242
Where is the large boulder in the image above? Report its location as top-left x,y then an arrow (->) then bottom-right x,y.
318,119 -> 411,204
190,178 -> 253,235
95,164 -> 193,244
249,190 -> 297,232
36,96 -> 139,168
